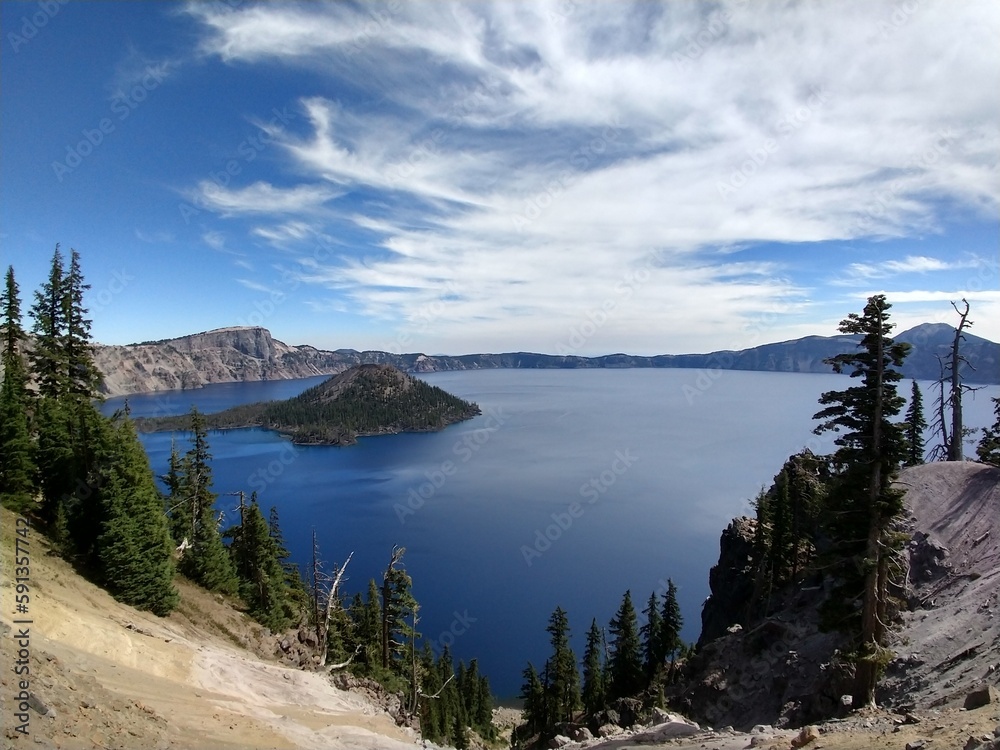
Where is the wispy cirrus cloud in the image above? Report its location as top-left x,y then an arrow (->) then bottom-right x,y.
183,0 -> 1000,352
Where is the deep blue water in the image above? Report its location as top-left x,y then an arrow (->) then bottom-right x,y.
103,369 -> 999,698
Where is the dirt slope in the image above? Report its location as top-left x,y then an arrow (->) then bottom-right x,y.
0,509 -> 420,750
881,461 -> 1000,709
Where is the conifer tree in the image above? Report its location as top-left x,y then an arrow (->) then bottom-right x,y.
544,606 -> 580,724
62,249 -> 103,400
29,246 -> 68,399
641,591 -> 664,678
98,417 -> 178,615
903,380 -> 927,467
519,662 -> 546,736
813,294 -> 909,708
607,589 -> 643,700
977,397 -> 1000,466
0,266 -> 36,511
581,618 -> 607,716
229,494 -> 288,630
176,410 -> 237,594
381,547 -> 417,674
659,579 -> 683,678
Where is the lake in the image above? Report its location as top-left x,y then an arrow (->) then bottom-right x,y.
103,368 -> 999,698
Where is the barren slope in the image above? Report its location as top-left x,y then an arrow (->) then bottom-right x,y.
881,461 -> 1000,709
0,509 -> 420,750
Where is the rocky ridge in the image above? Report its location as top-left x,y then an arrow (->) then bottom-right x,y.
93,323 -> 1000,396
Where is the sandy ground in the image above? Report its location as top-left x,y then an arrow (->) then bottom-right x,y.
0,509 -> 420,750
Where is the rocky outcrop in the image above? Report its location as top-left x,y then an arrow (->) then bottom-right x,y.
93,324 -> 1000,396
698,517 -> 758,646
682,462 -> 1000,732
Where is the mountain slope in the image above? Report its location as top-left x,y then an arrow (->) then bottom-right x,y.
93,323 -> 1000,397
134,364 -> 481,445
0,508 -> 422,750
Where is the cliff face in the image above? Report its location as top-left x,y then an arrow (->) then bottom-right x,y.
95,327 -> 348,395
93,323 -> 1000,397
680,461 -> 1000,731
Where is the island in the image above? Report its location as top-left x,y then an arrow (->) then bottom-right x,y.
133,364 -> 481,445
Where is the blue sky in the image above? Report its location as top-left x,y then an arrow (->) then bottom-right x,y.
1,0 -> 998,355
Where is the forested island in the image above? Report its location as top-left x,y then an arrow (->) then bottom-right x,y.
133,363 -> 481,445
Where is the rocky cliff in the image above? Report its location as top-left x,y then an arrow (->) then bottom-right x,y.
94,324 -> 1000,396
679,461 -> 1000,731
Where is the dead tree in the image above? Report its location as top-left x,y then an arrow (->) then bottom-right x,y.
309,528 -> 354,667
931,300 -> 981,461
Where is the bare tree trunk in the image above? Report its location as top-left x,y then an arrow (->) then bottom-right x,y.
948,300 -> 972,461
317,551 -> 353,667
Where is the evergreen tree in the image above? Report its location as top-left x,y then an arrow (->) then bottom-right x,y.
381,547 -> 416,674
519,662 -> 546,736
767,470 -> 793,587
977,397 -> 1000,466
29,246 -> 68,399
544,606 -> 580,724
607,590 -> 643,700
659,579 -> 683,677
904,380 -> 927,466
581,618 -> 607,716
640,591 -> 663,679
229,494 -> 288,630
813,294 -> 910,708
61,249 -> 103,400
176,411 -> 237,594
0,266 -> 36,511
97,417 -> 178,615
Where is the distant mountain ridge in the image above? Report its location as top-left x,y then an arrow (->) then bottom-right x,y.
94,322 -> 1000,396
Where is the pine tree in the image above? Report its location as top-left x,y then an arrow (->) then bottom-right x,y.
0,266 -> 36,511
97,417 -> 178,615
904,380 -> 927,466
813,294 -> 910,708
607,589 -> 643,700
61,249 -> 103,400
976,397 -> 1000,465
581,618 -> 607,716
176,411 -> 237,594
519,662 -> 546,736
381,547 -> 416,674
229,495 -> 288,630
29,246 -> 68,399
544,606 -> 580,724
640,591 -> 663,679
659,579 -> 683,678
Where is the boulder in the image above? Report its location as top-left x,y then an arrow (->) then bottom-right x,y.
570,727 -> 592,742
632,719 -> 701,742
547,735 -> 572,748
791,725 -> 819,748
596,723 -> 621,738
964,685 -> 999,710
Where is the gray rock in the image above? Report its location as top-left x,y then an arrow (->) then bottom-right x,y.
596,723 -> 621,738
905,741 -> 928,750
570,727 -> 592,741
964,685 -> 999,710
547,734 -> 572,748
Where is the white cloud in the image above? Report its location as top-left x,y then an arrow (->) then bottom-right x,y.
185,0 -> 1000,352
193,181 -> 341,216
